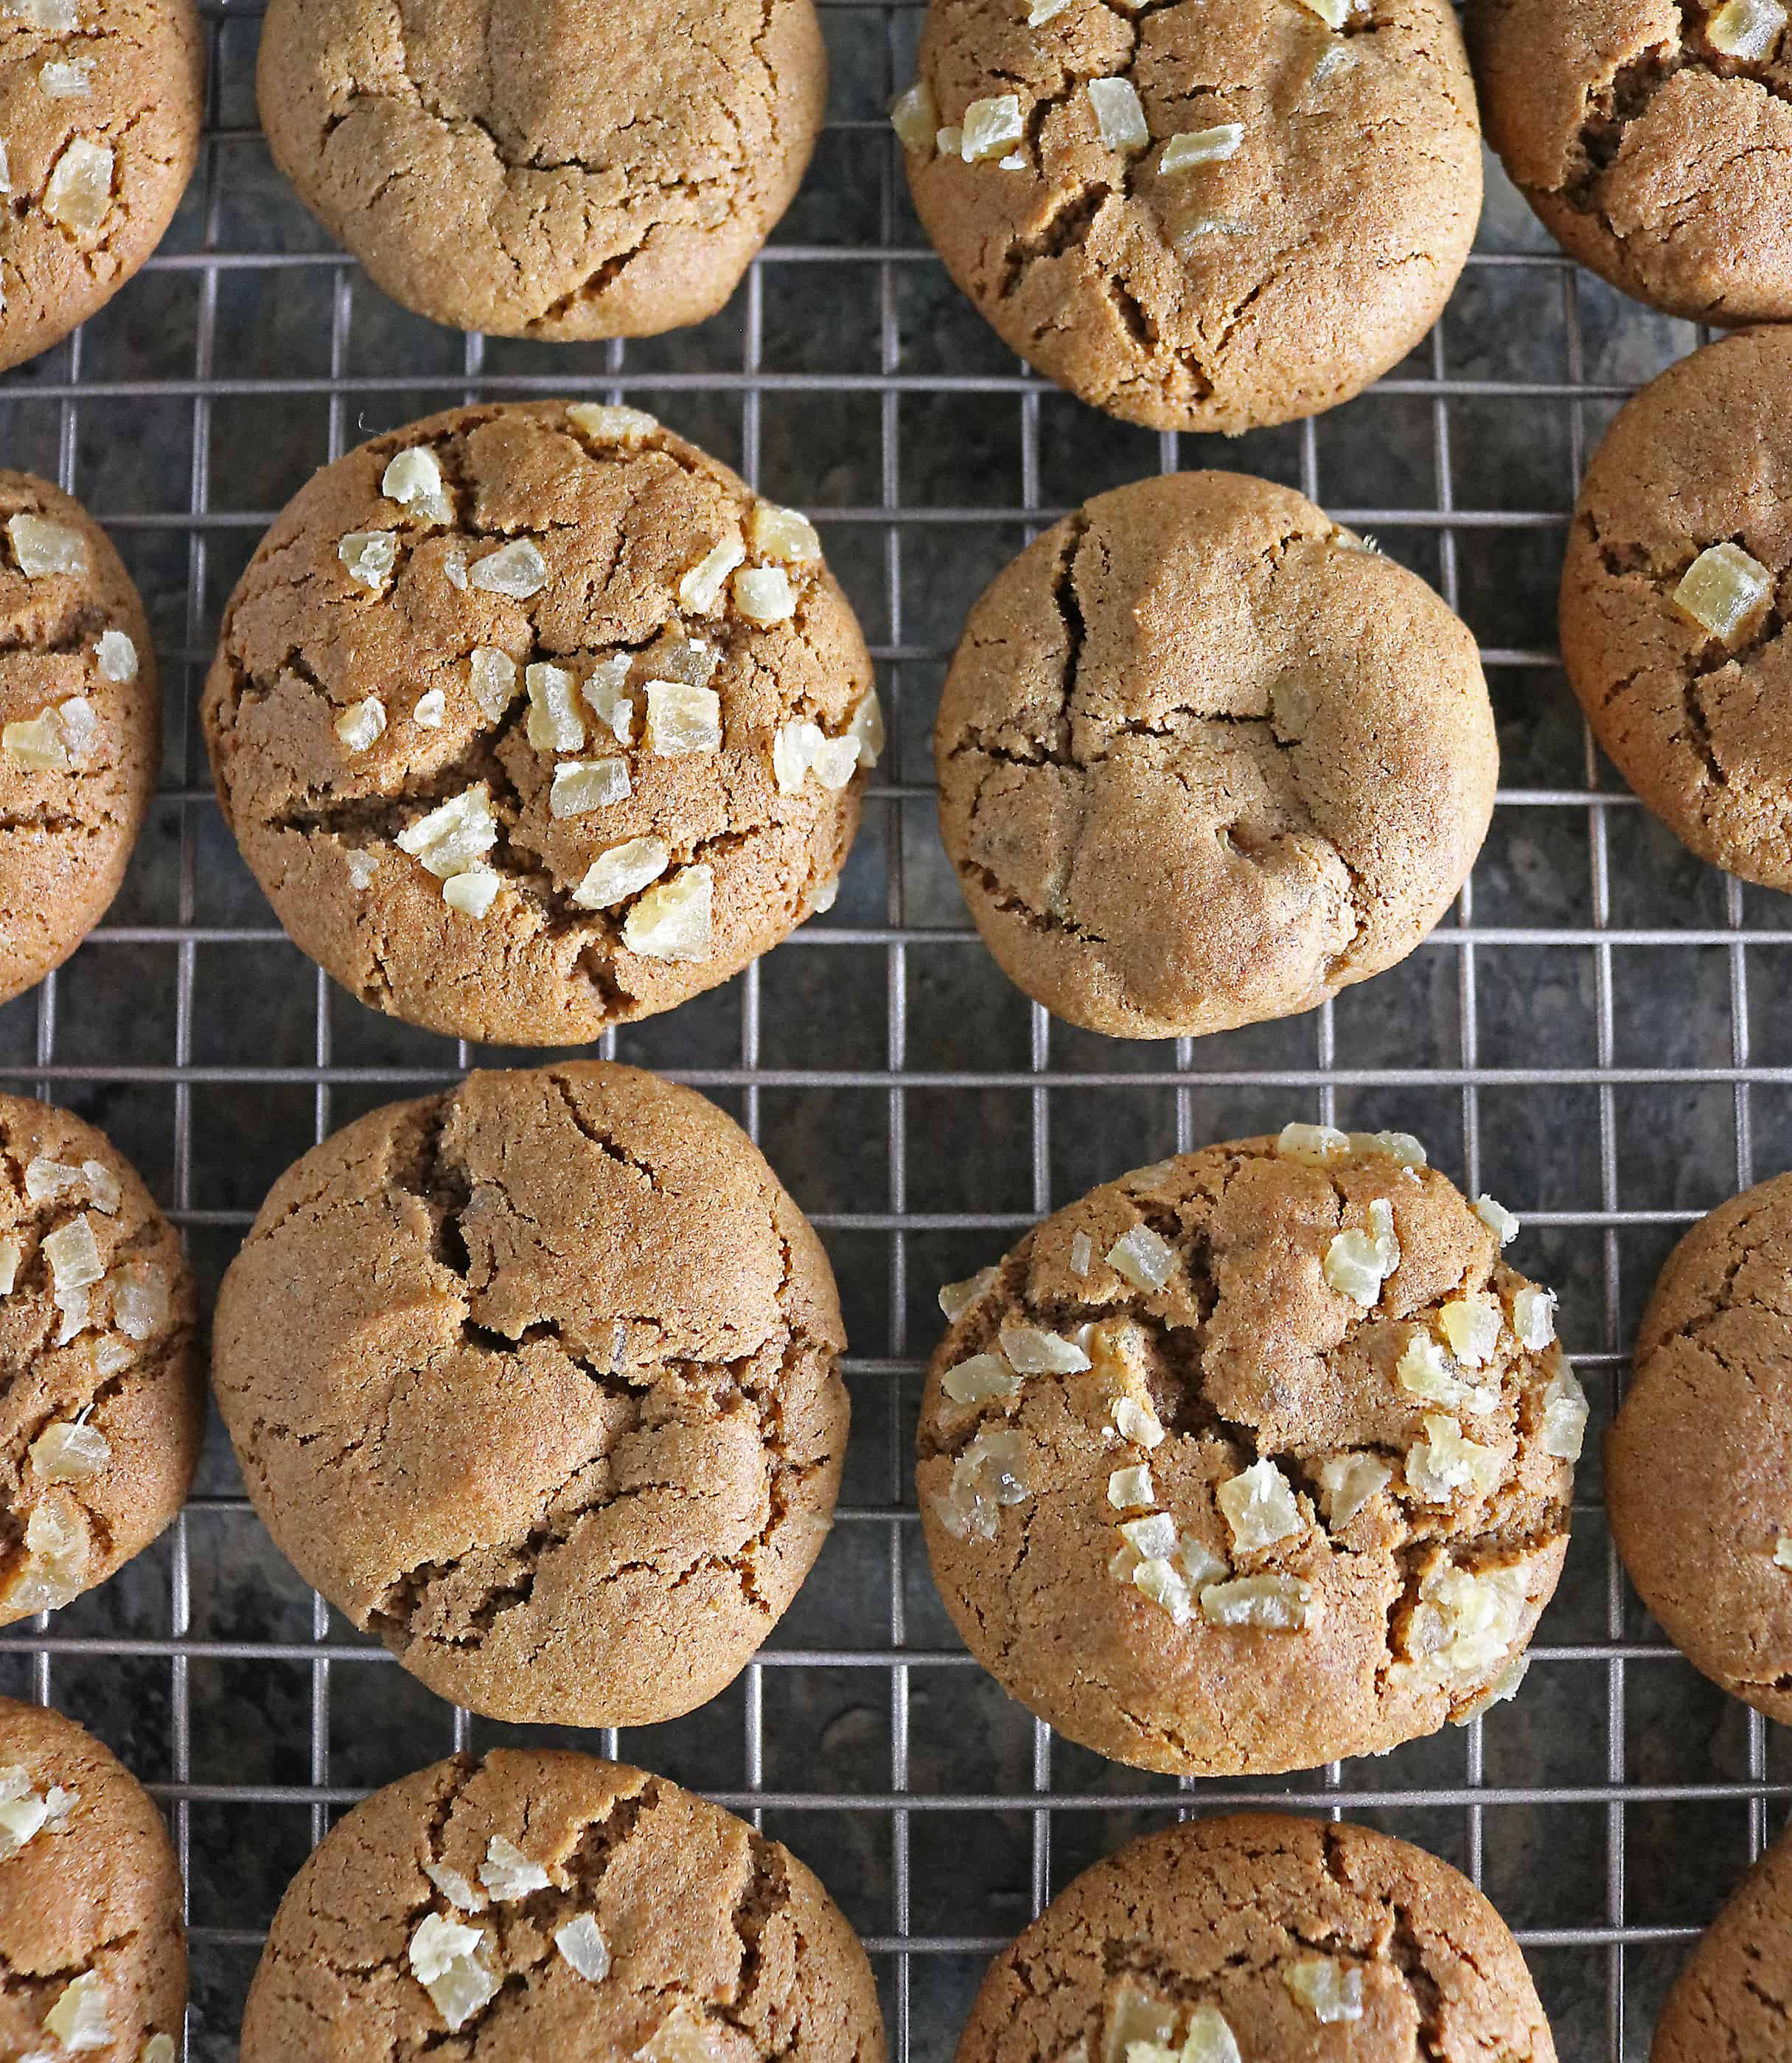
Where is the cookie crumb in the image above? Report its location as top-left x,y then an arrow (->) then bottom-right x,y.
571,837 -> 671,911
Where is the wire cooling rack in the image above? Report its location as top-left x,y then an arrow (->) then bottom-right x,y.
4,3 -> 1791,2058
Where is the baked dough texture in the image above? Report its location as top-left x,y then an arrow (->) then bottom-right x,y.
240,1749 -> 886,2063
1560,330 -> 1792,889
0,472 -> 161,1005
902,0 -> 1481,434
256,0 -> 827,338
212,1062 -> 850,1728
958,1814 -> 1557,2063
0,0 -> 202,371
917,1132 -> 1580,1776
1470,0 -> 1792,325
0,1697 -> 187,2062
201,401 -> 875,1045
934,472 -> 1496,1041
0,1092 -> 202,1629
1653,1820 -> 1792,2063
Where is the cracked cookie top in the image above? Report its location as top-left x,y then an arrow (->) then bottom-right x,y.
0,0 -> 202,372
201,402 -> 876,1045
957,1814 -> 1557,2063
1560,330 -> 1792,888
0,1093 -> 201,1629
1608,1172 -> 1792,1724
933,472 -> 1496,1042
0,1698 -> 186,2062
1653,1817 -> 1792,2063
897,0 -> 1480,434
1470,0 -> 1792,325
0,471 -> 161,1006
241,1750 -> 885,2063
256,0 -> 826,338
211,1062 -> 851,1728
916,1129 -> 1580,1778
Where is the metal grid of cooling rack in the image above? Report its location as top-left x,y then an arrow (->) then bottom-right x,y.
3,1 -> 1790,2058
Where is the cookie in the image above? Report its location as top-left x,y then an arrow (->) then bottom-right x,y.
934,472 -> 1496,1041
241,1748 -> 885,2062
202,401 -> 876,1045
0,1697 -> 186,2061
1653,1819 -> 1792,2063
0,1093 -> 201,1627
0,473 -> 161,1005
917,1128 -> 1581,1776
256,0 -> 826,339
958,1813 -> 1556,2063
0,0 -> 203,372
897,0 -> 1480,434
1470,0 -> 1792,326
212,1061 -> 849,1727
1560,331 -> 1792,888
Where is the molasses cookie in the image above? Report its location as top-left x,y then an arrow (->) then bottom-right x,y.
257,0 -> 827,338
1653,1819 -> 1792,2063
935,472 -> 1496,1040
212,1062 -> 849,1728
0,472 -> 161,1004
897,0 -> 1481,433
958,1814 -> 1557,2063
241,1749 -> 885,2062
0,1093 -> 201,1626
1561,330 -> 1792,887
202,401 -> 876,1045
918,1128 -> 1582,1776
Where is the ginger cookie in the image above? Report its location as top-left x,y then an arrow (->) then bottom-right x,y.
934,472 -> 1496,1041
896,0 -> 1480,434
0,473 -> 161,1006
1470,0 -> 1792,325
1653,1819 -> 1792,2063
1606,1172 -> 1792,1722
0,1699 -> 186,2061
256,0 -> 826,339
212,1062 -> 849,1728
201,401 -> 877,1045
958,1814 -> 1556,2063
241,1749 -> 885,2062
0,1093 -> 201,1627
917,1128 -> 1581,1777
0,0 -> 203,372
1561,331 -> 1792,888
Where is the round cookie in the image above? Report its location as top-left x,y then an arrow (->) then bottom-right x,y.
0,1698 -> 186,2060
1653,1819 -> 1792,2063
0,0 -> 203,372
934,472 -> 1496,1040
0,473 -> 161,1004
1469,0 -> 1792,326
899,0 -> 1480,434
202,401 -> 877,1045
256,0 -> 826,339
0,1093 -> 201,1627
242,1748 -> 885,2062
958,1814 -> 1557,2063
1606,1172 -> 1792,1721
1560,331 -> 1792,888
917,1128 -> 1582,1776
212,1062 -> 850,1727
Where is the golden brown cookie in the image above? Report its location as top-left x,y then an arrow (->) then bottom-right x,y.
898,0 -> 1480,434
1560,331 -> 1792,888
0,1093 -> 201,1627
256,0 -> 826,339
1606,1173 -> 1792,1722
917,1129 -> 1582,1777
0,473 -> 161,1006
202,401 -> 876,1045
958,1814 -> 1556,2063
241,1749 -> 885,2063
934,472 -> 1496,1041
0,1698 -> 186,2061
1470,0 -> 1792,325
1653,1820 -> 1792,2063
212,1062 -> 850,1728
